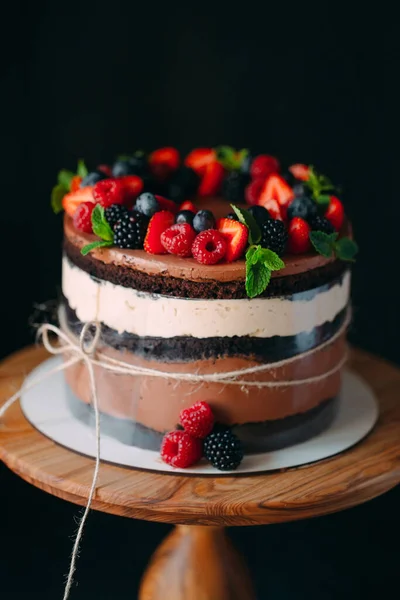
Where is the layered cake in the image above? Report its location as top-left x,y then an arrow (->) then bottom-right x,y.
52,147 -> 357,470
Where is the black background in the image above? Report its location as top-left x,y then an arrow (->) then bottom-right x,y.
0,2 -> 398,598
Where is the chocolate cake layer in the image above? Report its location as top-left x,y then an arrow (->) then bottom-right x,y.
63,299 -> 347,362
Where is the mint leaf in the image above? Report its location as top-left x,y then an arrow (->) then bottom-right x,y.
309,231 -> 337,258
316,193 -> 331,206
335,237 -> 358,261
77,159 -> 88,178
246,245 -> 259,265
51,184 -> 66,214
57,169 -> 74,190
230,204 -> 261,244
91,205 -> 114,242
246,259 -> 271,299
215,146 -> 249,170
261,248 -> 285,271
305,166 -> 337,202
81,240 -> 113,256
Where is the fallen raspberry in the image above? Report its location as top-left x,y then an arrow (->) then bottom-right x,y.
160,430 -> 203,468
191,229 -> 227,265
180,401 -> 214,439
161,223 -> 196,257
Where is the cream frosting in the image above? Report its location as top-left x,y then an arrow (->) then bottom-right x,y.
62,257 -> 350,339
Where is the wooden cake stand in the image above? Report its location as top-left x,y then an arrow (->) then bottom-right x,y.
1,346 -> 400,600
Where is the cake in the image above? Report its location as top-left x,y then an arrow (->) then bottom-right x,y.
52,147 -> 357,470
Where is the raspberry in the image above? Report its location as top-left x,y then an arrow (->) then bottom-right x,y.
191,230 -> 227,265
180,401 -> 214,439
72,201 -> 94,233
104,204 -> 129,229
160,223 -> 196,257
93,178 -> 124,207
203,427 -> 243,471
160,430 -> 203,468
250,155 -> 280,180
245,178 -> 264,205
114,211 -> 148,249
260,219 -> 288,256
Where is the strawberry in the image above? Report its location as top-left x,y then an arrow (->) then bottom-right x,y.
179,200 -> 198,213
198,161 -> 225,196
245,178 -> 264,205
160,430 -> 203,468
161,223 -> 196,257
144,210 -> 175,254
258,196 -> 282,220
287,217 -> 311,254
258,174 -> 294,218
62,186 -> 94,217
184,148 -> 216,176
154,195 -> 179,214
97,164 -> 112,177
216,218 -> 248,262
180,401 -> 214,439
149,147 -> 180,179
289,163 -> 310,181
325,196 -> 344,231
70,175 -> 82,192
119,175 -> 144,207
250,155 -> 280,180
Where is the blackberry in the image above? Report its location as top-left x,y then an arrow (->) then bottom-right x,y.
203,427 -> 243,471
222,171 -> 250,204
260,219 -> 288,256
309,215 -> 334,234
287,195 -> 317,222
113,211 -> 148,249
247,205 -> 271,226
105,204 -> 129,229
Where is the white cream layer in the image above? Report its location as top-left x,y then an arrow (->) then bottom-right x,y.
62,257 -> 350,339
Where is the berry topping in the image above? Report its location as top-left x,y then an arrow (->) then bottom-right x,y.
245,178 -> 264,206
104,204 -> 129,229
308,215 -> 335,234
161,223 -> 196,258
180,401 -> 214,439
198,161 -> 225,196
119,175 -> 144,206
149,147 -> 180,179
191,230 -> 227,265
160,430 -> 203,468
260,219 -> 288,256
203,427 -> 243,471
135,192 -> 160,217
167,166 -> 200,202
144,210 -> 175,254
193,209 -> 216,233
73,201 -> 94,233
184,148 -> 216,176
258,174 -> 294,217
325,196 -> 344,231
112,156 -> 146,178
222,171 -> 250,204
179,200 -> 197,213
114,211 -> 149,250
247,205 -> 271,225
216,218 -> 249,262
250,155 -> 280,180
154,195 -> 179,214
287,195 -> 318,222
287,217 -> 311,254
70,175 -> 83,192
62,186 -> 94,217
289,163 -> 310,181
175,210 -> 195,226
96,164 -> 112,177
93,179 -> 125,207
80,170 -> 108,188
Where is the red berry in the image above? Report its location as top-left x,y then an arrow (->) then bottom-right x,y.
198,161 -> 225,196
287,217 -> 312,254
160,430 -> 203,468
179,200 -> 198,213
325,196 -> 344,231
250,155 -> 280,180
149,147 -> 180,179
216,218 -> 248,262
144,210 -> 175,254
70,175 -> 82,192
191,230 -> 227,265
161,223 -> 196,257
258,174 -> 294,218
97,164 -> 112,177
93,179 -> 125,207
73,201 -> 94,233
289,163 -> 310,181
154,195 -> 179,214
184,148 -> 216,176
180,401 -> 214,439
62,186 -> 94,217
119,175 -> 144,207
245,178 -> 264,205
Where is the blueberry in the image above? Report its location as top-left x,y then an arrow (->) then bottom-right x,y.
135,192 -> 159,217
287,195 -> 318,221
293,182 -> 308,197
247,205 -> 271,225
226,212 -> 239,220
80,170 -> 108,187
193,210 -> 216,233
175,210 -> 195,226
240,153 -> 253,175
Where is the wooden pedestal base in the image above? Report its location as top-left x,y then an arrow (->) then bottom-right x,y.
139,525 -> 255,600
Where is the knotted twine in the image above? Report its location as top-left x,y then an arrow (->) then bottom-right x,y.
0,308 -> 350,598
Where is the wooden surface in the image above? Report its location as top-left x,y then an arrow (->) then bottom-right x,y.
0,345 -> 400,526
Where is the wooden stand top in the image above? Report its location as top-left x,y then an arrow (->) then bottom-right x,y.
1,346 -> 400,526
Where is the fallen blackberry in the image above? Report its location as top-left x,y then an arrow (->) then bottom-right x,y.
203,427 -> 243,471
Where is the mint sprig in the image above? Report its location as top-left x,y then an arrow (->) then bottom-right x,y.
230,204 -> 261,245
81,205 -> 114,255
304,166 -> 337,205
215,146 -> 249,170
245,245 -> 285,298
51,159 -> 88,214
310,231 -> 358,261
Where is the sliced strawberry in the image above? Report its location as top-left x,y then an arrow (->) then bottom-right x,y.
198,161 -> 225,196
184,148 -> 216,176
70,175 -> 82,192
325,196 -> 344,231
259,197 -> 283,221
62,186 -> 94,217
154,195 -> 179,214
144,210 -> 175,254
119,175 -> 144,207
289,163 -> 310,181
149,147 -> 180,179
287,217 -> 311,254
250,155 -> 280,180
216,218 -> 248,262
179,200 -> 198,213
245,178 -> 264,205
258,174 -> 294,218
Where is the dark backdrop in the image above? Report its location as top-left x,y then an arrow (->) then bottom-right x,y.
0,2 -> 398,599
